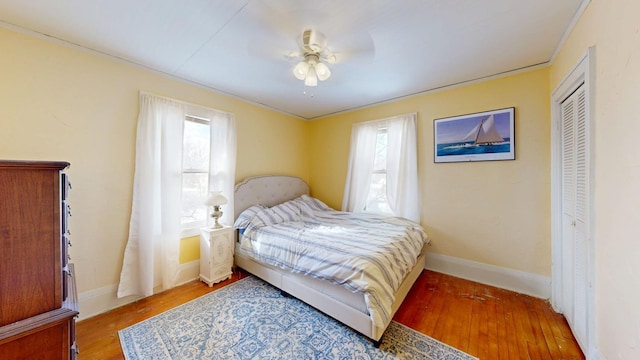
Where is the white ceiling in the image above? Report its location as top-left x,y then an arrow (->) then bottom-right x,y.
0,0 -> 585,120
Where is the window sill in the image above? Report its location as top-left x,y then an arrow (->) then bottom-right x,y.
181,226 -> 203,239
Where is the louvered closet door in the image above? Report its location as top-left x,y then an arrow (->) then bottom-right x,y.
560,83 -> 588,349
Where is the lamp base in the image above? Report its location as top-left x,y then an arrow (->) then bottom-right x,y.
211,206 -> 223,229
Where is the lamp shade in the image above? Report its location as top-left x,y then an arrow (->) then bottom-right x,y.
293,53 -> 331,86
314,62 -> 331,81
293,61 -> 309,80
304,66 -> 318,86
204,191 -> 227,207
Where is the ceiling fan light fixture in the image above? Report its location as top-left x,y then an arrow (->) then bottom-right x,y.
304,66 -> 318,86
315,62 -> 331,81
291,30 -> 335,88
294,55 -> 330,87
293,61 -> 309,80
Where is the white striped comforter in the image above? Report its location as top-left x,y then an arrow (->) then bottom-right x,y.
239,196 -> 428,328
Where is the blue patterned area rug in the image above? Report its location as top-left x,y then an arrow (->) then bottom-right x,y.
119,276 -> 476,360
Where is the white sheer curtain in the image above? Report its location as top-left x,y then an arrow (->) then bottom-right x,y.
342,121 -> 379,213
207,110 -> 236,227
386,113 -> 420,222
117,93 -> 237,298
342,113 -> 420,223
117,93 -> 184,298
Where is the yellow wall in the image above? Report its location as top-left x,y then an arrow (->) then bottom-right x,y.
180,236 -> 200,264
550,0 -> 640,358
0,27 -> 309,295
310,68 -> 551,276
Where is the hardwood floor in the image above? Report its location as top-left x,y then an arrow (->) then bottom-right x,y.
394,271 -> 584,359
76,269 -> 584,359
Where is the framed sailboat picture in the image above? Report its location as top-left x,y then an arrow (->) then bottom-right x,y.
434,107 -> 515,163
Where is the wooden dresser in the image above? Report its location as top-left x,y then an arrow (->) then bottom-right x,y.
0,160 -> 79,359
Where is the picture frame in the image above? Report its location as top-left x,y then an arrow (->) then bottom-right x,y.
433,107 -> 515,163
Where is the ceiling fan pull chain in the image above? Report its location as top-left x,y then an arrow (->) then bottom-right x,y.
302,86 -> 314,98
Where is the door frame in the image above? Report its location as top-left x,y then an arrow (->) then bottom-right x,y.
550,47 -> 595,356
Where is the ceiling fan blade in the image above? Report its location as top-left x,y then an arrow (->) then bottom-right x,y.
244,1 -> 327,42
326,30 -> 375,64
328,49 -> 374,64
244,1 -> 326,63
246,26 -> 300,62
243,1 -> 376,65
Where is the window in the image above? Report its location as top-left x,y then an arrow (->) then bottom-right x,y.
364,127 -> 393,215
343,113 -> 420,222
181,115 -> 210,233
119,92 -> 236,298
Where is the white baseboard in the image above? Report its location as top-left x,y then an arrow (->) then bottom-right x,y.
77,260 -> 200,321
424,252 -> 551,299
79,255 -> 551,320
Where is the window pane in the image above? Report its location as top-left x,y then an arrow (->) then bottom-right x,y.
365,173 -> 392,215
365,129 -> 392,216
183,119 -> 210,171
373,131 -> 387,172
181,172 -> 208,225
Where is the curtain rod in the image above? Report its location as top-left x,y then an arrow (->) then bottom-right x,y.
352,112 -> 418,127
139,90 -> 233,117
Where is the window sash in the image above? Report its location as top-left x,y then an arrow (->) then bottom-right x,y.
181,116 -> 211,233
364,127 -> 392,215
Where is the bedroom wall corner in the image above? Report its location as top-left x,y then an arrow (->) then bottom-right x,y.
235,106 -> 311,183
307,117 -> 352,209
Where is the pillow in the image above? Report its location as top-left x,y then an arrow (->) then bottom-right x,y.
270,200 -> 302,222
243,207 -> 286,235
233,204 -> 267,229
254,208 -> 281,225
297,194 -> 332,211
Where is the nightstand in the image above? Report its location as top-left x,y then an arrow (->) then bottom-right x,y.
199,226 -> 234,287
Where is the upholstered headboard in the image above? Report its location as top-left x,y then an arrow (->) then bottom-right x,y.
234,175 -> 310,219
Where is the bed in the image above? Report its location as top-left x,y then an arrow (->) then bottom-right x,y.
232,175 -> 428,343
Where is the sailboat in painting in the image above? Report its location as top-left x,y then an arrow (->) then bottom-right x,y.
442,114 -> 507,152
461,114 -> 504,145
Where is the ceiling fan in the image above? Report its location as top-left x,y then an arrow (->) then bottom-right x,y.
247,19 -> 375,89
244,2 -> 376,90
289,29 -> 336,87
